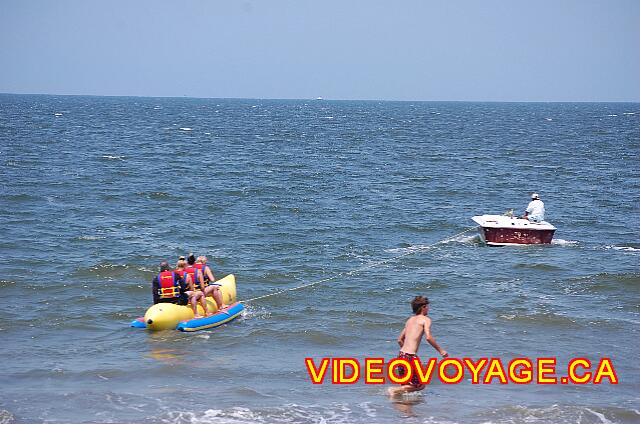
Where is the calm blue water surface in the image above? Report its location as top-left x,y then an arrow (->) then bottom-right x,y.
0,94 -> 639,423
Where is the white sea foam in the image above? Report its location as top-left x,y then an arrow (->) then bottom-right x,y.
437,234 -> 480,245
606,114 -> 618,117
241,304 -> 271,320
585,408 -> 615,424
623,112 -> 636,115
451,234 -> 480,244
164,403 -> 379,424
605,245 -> 640,252
179,127 -> 193,131
385,245 -> 427,254
0,409 -> 16,423
54,113 -> 63,116
77,235 -> 106,241
545,118 -> 553,121
101,155 -> 125,161
551,239 -> 579,246
194,333 -> 210,340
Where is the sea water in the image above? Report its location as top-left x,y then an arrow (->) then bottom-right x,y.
0,94 -> 638,423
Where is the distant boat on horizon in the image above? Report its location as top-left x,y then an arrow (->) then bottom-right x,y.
315,96 -> 323,100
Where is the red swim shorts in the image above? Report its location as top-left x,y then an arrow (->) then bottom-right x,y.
395,351 -> 423,388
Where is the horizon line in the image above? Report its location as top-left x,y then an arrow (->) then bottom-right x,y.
1,91 -> 639,104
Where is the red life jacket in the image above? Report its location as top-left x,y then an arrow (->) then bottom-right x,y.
174,269 -> 186,279
157,271 -> 180,299
185,265 -> 204,291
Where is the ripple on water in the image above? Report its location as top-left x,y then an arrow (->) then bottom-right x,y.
561,272 -> 640,294
478,404 -> 640,424
512,263 -> 565,272
497,311 -> 580,328
70,262 -> 153,281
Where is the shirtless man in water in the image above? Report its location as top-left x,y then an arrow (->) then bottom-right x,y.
388,296 -> 448,397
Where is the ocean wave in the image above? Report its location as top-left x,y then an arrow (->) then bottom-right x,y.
390,223 -> 434,233
100,155 -> 126,161
0,280 -> 16,289
246,327 -> 342,345
0,409 -> 15,424
1,193 -> 41,202
497,311 -> 579,327
70,262 -> 152,280
478,403 -> 639,424
74,234 -> 107,241
563,272 -> 640,291
512,263 -> 564,271
156,403 -> 381,424
135,191 -> 178,200
257,270 -> 302,285
605,245 -> 640,252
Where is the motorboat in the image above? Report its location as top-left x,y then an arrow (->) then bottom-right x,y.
472,214 -> 556,246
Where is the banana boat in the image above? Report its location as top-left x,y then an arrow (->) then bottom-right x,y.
130,274 -> 244,331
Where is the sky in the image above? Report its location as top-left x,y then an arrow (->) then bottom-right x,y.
1,0 -> 639,102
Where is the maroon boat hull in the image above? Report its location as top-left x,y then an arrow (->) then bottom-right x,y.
480,227 -> 555,246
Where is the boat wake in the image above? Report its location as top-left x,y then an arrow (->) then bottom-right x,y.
551,238 -> 579,246
441,234 -> 481,245
605,245 -> 640,252
240,304 -> 271,321
386,234 -> 481,254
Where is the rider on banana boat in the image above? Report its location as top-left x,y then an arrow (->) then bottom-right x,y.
174,258 -> 208,318
195,255 -> 228,310
152,261 -> 204,318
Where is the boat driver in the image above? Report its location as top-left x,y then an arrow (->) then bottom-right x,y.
522,192 -> 545,223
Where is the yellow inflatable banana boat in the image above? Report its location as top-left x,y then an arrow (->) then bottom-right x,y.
131,274 -> 243,331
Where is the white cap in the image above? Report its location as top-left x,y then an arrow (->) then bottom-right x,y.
531,193 -> 540,199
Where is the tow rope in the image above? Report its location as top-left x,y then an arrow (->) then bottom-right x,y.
242,226 -> 479,303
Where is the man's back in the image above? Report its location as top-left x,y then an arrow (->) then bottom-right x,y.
527,199 -> 545,219
400,315 -> 429,354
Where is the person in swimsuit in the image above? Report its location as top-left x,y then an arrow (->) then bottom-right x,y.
388,295 -> 448,397
196,255 -> 228,310
174,258 -> 207,318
